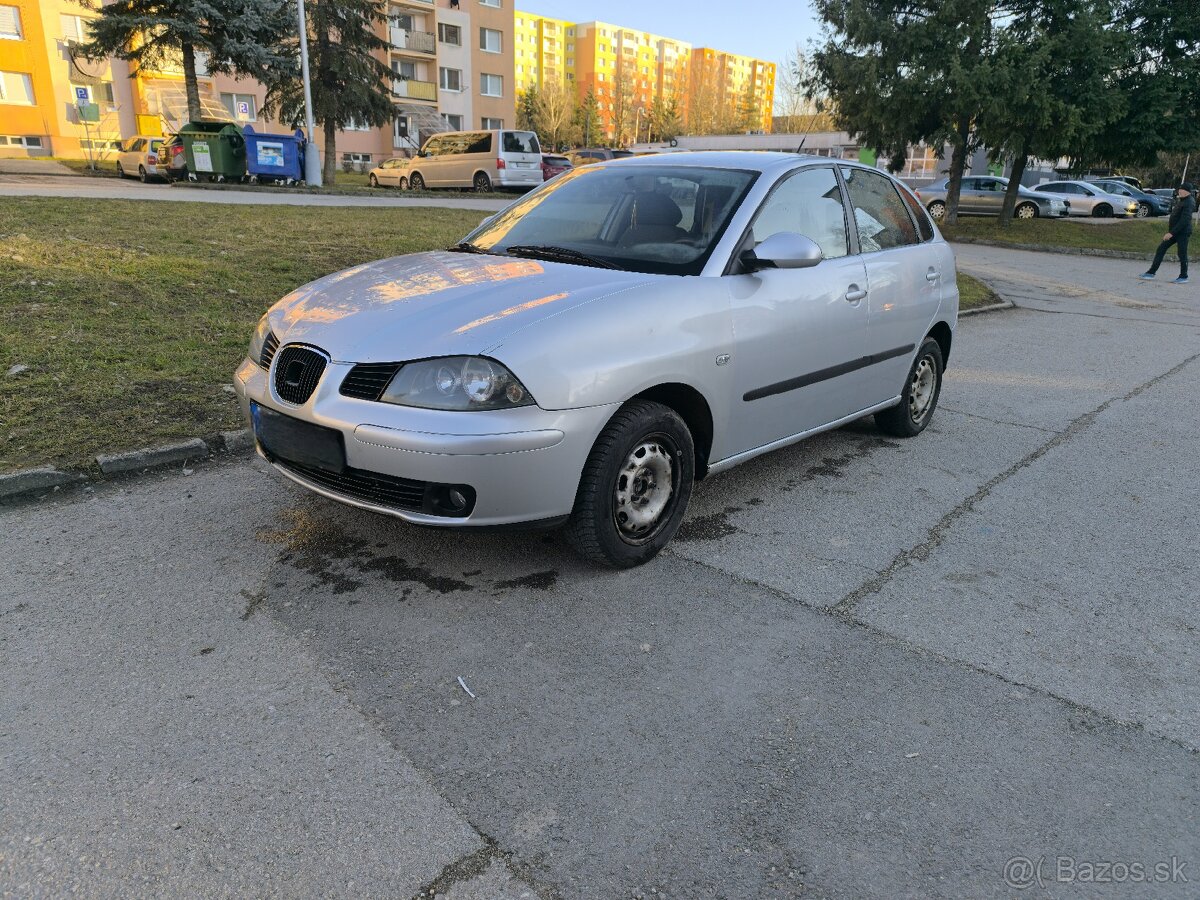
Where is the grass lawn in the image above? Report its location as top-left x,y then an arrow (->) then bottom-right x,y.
1,198 -> 483,473
938,216 -> 1168,256
956,272 -> 999,310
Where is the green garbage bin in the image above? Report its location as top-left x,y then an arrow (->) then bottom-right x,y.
177,121 -> 246,183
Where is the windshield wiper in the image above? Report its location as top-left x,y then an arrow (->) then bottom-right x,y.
504,244 -> 622,270
448,241 -> 490,254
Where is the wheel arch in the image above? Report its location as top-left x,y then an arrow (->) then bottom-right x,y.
630,382 -> 715,479
926,320 -> 953,368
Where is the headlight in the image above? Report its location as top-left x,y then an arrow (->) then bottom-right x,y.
248,315 -> 273,368
380,356 -> 536,411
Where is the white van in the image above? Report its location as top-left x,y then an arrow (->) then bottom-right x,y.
400,130 -> 544,192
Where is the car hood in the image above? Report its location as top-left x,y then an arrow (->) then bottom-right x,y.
268,250 -> 654,363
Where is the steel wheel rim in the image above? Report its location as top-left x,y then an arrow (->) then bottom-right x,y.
929,202 -> 946,220
1017,204 -> 1035,219
613,434 -> 677,545
909,356 -> 936,422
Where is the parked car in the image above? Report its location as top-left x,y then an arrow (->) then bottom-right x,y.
395,129 -> 544,192
1087,179 -> 1170,217
1032,180 -> 1140,217
541,154 -> 572,181
566,148 -> 635,166
159,134 -> 187,182
1093,174 -> 1143,190
917,175 -> 1068,220
115,135 -> 166,182
236,152 -> 958,567
1149,188 -> 1177,199
367,157 -> 409,189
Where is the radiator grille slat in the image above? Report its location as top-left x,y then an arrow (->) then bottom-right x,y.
273,345 -> 327,405
340,362 -> 402,401
276,458 -> 428,511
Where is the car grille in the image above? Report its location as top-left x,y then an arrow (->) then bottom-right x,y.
274,457 -> 429,512
340,362 -> 402,401
259,331 -> 280,369
273,345 -> 327,405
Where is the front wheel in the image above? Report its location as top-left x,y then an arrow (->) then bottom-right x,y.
397,176 -> 408,190
115,162 -> 125,179
473,171 -> 493,193
368,173 -> 379,188
565,400 -> 695,568
876,338 -> 944,438
408,172 -> 425,191
1092,203 -> 1112,218
1136,202 -> 1150,218
926,200 -> 947,220
1015,202 -> 1037,219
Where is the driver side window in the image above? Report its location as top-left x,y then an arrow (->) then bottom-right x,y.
751,167 -> 848,260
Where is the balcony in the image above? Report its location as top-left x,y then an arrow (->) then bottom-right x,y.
393,77 -> 437,101
390,28 -> 436,54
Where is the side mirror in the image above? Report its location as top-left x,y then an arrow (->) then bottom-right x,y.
740,232 -> 824,272
479,214 -> 496,228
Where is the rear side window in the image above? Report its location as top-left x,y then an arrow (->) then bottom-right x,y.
898,184 -> 935,241
839,166 -> 920,252
464,132 -> 492,154
501,131 -> 540,154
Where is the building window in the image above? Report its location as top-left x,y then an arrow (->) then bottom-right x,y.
480,0 -> 501,7
60,14 -> 90,42
480,73 -> 502,96
0,5 -> 22,40
479,27 -> 501,53
392,59 -> 416,79
220,92 -> 257,121
0,71 -> 34,104
482,117 -> 503,129
445,114 -> 463,131
344,119 -> 372,132
437,22 -> 461,45
439,67 -> 462,91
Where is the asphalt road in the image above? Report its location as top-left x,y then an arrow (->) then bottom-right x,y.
3,245 -> 1199,898
0,174 -> 510,210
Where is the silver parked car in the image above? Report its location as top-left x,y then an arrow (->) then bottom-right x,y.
236,152 -> 959,567
918,175 -> 1068,220
1032,180 -> 1140,217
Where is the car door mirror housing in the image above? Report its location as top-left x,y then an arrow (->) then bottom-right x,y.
741,232 -> 824,271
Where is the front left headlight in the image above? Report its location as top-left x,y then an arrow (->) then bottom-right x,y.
380,356 -> 536,411
248,314 -> 273,367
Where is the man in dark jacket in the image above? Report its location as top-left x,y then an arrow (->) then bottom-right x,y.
1140,182 -> 1195,284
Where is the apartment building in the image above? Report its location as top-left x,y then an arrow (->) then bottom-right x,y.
0,0 -> 516,165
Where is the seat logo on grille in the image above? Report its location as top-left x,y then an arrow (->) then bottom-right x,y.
284,359 -> 306,389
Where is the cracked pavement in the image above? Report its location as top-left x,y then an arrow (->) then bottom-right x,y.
2,245 -> 1199,897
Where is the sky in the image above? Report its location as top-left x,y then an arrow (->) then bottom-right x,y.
517,0 -> 825,85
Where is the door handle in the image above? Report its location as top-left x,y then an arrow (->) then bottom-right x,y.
926,269 -> 940,282
845,285 -> 868,303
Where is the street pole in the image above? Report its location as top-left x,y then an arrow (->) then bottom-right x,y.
297,0 -> 323,186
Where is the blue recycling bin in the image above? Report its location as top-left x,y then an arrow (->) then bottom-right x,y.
242,125 -> 305,184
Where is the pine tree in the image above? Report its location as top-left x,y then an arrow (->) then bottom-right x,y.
77,0 -> 290,123
263,0 -> 395,184
517,86 -> 541,133
575,89 -> 602,147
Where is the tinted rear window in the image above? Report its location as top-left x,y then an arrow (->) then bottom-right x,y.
501,131 -> 540,154
612,150 -> 634,158
543,156 -> 571,166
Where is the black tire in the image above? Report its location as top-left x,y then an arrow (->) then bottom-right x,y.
409,172 -> 425,191
927,200 -> 947,220
1015,202 -> 1037,219
115,162 -> 125,179
876,337 -> 944,438
1136,202 -> 1150,218
565,400 -> 695,568
368,173 -> 379,188
473,171 -> 492,193
1092,203 -> 1112,218
398,176 -> 408,190
138,165 -> 148,183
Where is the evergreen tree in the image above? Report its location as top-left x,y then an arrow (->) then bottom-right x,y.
517,86 -> 542,133
574,89 -> 602,147
77,0 -> 290,123
263,0 -> 394,184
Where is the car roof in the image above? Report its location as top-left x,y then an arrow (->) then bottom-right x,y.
597,150 -> 862,176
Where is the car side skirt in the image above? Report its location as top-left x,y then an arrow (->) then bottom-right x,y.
705,396 -> 902,477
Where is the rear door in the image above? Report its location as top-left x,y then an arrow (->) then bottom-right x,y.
958,177 -> 985,214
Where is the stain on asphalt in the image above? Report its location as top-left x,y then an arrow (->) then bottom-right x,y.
677,505 -> 743,542
257,508 -> 473,596
239,588 -> 266,620
787,437 -> 900,490
494,570 -> 559,591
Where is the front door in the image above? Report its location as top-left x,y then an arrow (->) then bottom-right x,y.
724,166 -> 872,457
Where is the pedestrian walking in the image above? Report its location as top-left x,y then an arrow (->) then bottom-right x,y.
1140,182 -> 1194,284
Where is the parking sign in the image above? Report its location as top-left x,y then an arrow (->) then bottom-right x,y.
74,86 -> 90,102
237,101 -> 251,120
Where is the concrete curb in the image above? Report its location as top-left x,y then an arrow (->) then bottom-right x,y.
959,299 -> 1014,317
949,236 -> 1152,261
1,429 -> 255,505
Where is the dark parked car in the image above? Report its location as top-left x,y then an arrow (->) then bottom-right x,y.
566,148 -> 635,167
541,154 -> 572,181
1088,179 -> 1170,218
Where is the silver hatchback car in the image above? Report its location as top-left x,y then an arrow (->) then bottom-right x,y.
236,153 -> 959,567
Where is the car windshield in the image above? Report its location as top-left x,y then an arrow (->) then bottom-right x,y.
463,164 -> 758,276
502,131 -> 540,154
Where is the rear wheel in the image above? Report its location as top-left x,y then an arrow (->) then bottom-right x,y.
927,200 -> 947,220
1015,202 -> 1037,219
876,338 -> 944,438
565,400 -> 695,568
473,171 -> 493,193
368,173 -> 379,188
408,172 -> 425,191
115,162 -> 125,179
138,165 -> 148,183
1093,203 -> 1112,218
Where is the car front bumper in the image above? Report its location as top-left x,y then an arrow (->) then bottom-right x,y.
234,357 -> 618,527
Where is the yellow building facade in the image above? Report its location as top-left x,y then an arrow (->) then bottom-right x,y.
514,9 -> 774,142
